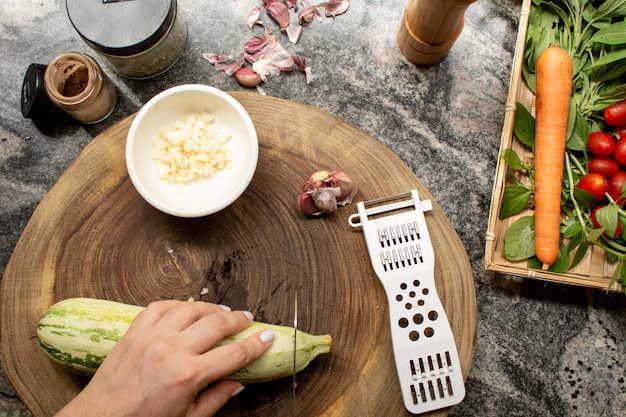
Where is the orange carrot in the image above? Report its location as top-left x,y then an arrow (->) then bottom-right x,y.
534,43 -> 573,269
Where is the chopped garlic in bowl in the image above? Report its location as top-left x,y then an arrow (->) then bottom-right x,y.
153,112 -> 232,189
126,84 -> 258,218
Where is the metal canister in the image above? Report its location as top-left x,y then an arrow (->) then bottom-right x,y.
66,0 -> 188,79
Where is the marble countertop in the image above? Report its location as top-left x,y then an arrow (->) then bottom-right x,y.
1,0 -> 625,416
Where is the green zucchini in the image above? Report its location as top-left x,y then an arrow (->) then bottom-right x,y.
37,298 -> 331,383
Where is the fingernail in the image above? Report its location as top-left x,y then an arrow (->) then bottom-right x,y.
218,304 -> 232,311
231,385 -> 245,397
259,329 -> 275,344
243,310 -> 254,321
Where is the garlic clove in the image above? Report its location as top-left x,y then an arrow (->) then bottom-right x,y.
325,0 -> 350,18
234,66 -> 262,87
298,192 -> 321,216
329,169 -> 356,203
311,187 -> 341,213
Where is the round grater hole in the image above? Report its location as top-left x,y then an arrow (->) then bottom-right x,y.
409,330 -> 419,341
428,310 -> 438,321
413,279 -> 420,287
409,291 -> 416,298
400,282 -> 407,290
405,303 -> 412,310
413,313 -> 423,324
422,288 -> 429,295
424,327 -> 434,337
418,299 -> 425,306
396,294 -> 403,301
398,317 -> 409,328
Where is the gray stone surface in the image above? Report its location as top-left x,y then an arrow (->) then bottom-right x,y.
1,0 -> 625,416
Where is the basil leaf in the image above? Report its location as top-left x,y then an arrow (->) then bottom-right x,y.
499,185 -> 532,219
566,110 -> 590,151
569,240 -> 588,270
503,216 -> 536,261
595,204 -> 620,236
514,102 -> 536,147
501,148 -> 524,169
562,221 -> 583,239
573,187 -> 596,207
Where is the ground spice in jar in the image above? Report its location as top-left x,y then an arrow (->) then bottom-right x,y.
44,52 -> 117,124
62,66 -> 88,96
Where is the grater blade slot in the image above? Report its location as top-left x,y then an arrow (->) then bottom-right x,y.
446,375 -> 454,396
437,378 -> 445,398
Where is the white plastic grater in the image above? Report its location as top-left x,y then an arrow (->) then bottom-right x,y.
348,189 -> 465,414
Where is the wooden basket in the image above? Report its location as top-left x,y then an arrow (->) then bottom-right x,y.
484,0 -> 624,293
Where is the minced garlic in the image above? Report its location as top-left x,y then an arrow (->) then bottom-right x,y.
152,112 -> 232,187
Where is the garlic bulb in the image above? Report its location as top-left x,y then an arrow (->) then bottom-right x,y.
298,170 -> 357,216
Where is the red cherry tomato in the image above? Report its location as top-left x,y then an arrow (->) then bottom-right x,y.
589,157 -> 619,178
576,173 -> 607,202
608,171 -> 626,205
616,126 -> 626,140
591,206 -> 623,238
604,99 -> 626,127
587,132 -> 615,157
614,138 -> 626,165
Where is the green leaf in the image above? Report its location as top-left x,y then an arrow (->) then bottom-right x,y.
522,63 -> 537,94
590,22 -> 626,45
513,103 -> 536,147
595,204 -> 621,236
503,216 -> 536,261
587,227 -> 605,243
501,148 -> 524,170
562,221 -> 583,239
570,240 -> 588,269
592,0 -> 626,20
499,185 -> 532,219
572,187 -> 596,207
586,49 -> 626,71
566,102 -> 587,150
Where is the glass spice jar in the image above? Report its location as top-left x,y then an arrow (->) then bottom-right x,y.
44,52 -> 117,124
65,0 -> 188,80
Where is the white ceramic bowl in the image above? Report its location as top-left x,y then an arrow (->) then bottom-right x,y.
126,84 -> 258,217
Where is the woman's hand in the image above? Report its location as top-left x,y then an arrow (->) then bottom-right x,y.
55,300 -> 274,417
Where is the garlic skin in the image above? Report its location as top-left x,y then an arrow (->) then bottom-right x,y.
247,6 -> 261,29
264,0 -> 290,30
298,170 -> 357,216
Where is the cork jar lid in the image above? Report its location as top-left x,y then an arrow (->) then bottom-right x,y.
66,0 -> 177,56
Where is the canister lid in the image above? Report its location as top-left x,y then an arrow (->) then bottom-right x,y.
66,0 -> 177,57
21,63 -> 56,119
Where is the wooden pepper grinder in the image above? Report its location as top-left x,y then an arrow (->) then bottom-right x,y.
397,0 -> 476,65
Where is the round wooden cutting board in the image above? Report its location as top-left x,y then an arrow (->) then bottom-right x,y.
1,92 -> 477,417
